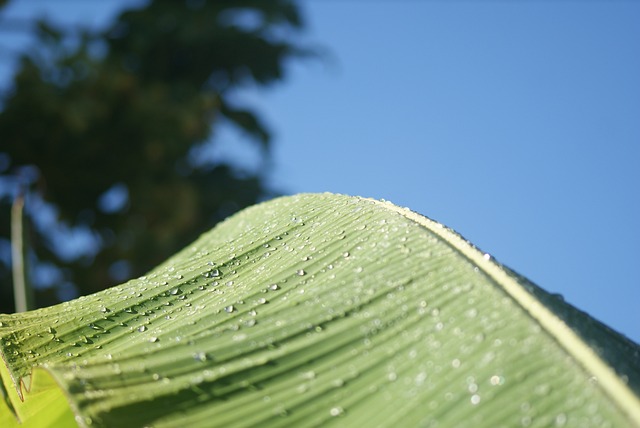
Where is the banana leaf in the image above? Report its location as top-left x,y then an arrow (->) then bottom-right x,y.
1,193 -> 639,427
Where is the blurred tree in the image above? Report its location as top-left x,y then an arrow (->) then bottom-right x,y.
0,0 -> 311,313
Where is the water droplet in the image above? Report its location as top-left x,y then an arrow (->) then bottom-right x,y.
490,375 -> 504,386
170,288 -> 180,295
470,394 -> 481,405
342,251 -> 350,258
483,253 -> 491,260
329,407 -> 344,417
269,284 -> 280,291
301,370 -> 316,380
207,261 -> 216,266
225,305 -> 235,313
75,415 -> 93,426
149,337 -> 159,343
403,363 -> 420,381
138,326 -> 147,332
232,333 -> 247,342
193,351 -> 208,362
226,281 -> 234,286
534,379 -> 552,396
211,269 -> 220,277
452,358 -> 461,368
296,269 -> 306,276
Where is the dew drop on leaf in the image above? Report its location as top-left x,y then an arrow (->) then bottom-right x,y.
490,375 -> 504,386
329,406 -> 344,417
193,351 -> 208,362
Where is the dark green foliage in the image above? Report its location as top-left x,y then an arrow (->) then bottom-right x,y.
0,0 -> 310,312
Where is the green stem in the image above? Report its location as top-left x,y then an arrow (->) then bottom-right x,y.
11,192 -> 33,313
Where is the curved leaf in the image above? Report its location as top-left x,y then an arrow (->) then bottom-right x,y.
1,193 -> 639,427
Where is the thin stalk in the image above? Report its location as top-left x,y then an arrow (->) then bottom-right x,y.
11,192 -> 33,312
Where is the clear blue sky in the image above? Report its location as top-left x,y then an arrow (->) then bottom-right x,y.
2,1 -> 639,343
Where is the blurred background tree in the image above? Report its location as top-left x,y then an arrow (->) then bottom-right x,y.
0,0 -> 311,313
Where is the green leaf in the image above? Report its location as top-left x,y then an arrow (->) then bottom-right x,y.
1,193 -> 639,427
